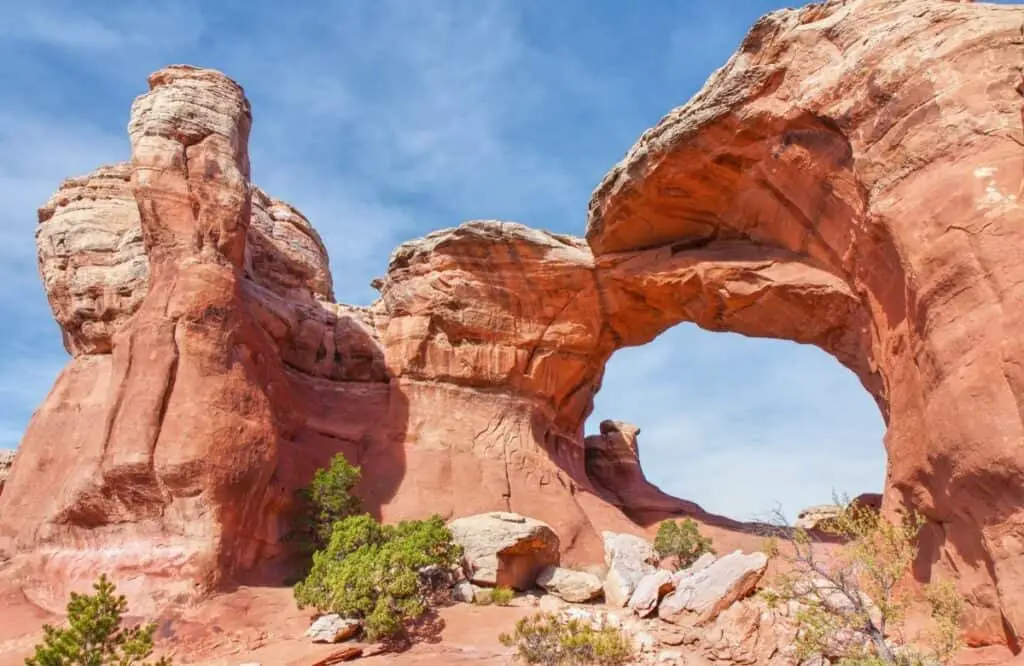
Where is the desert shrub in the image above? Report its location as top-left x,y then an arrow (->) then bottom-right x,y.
492,586 -> 515,606
26,574 -> 171,666
923,580 -> 965,664
291,454 -> 362,554
765,498 -> 965,664
654,518 -> 714,569
294,513 -> 462,641
499,612 -> 633,665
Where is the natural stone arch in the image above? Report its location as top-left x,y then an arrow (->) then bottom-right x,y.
586,0 -> 1024,648
0,0 -> 1021,655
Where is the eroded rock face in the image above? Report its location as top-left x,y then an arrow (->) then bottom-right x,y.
37,163 -> 147,356
1,0 -> 1022,649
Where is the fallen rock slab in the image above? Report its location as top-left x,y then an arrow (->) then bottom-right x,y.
602,531 -> 658,607
628,569 -> 674,617
448,512 -> 559,590
686,552 -> 716,574
537,565 -> 603,603
659,550 -> 768,626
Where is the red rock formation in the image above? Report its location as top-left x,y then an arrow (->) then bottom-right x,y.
584,420 -> 701,522
0,69 -> 640,615
1,0 -> 1022,651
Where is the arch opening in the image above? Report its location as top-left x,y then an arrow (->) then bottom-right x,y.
585,323 -> 886,524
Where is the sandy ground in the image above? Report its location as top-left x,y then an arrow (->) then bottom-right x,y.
0,584 -> 536,666
3,583 -> 1023,666
5,583 -> 1024,666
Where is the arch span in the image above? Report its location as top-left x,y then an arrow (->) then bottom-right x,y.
586,0 -> 1024,648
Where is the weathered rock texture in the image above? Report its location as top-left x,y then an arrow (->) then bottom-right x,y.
0,0 -> 1022,650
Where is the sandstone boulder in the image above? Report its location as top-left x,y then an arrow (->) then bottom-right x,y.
660,551 -> 768,626
627,569 -> 674,617
448,512 -> 559,590
305,615 -> 361,643
602,531 -> 658,607
539,594 -> 565,614
536,565 -> 603,603
451,580 -> 475,604
701,599 -> 788,665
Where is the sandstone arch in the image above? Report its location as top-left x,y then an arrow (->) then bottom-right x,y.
587,0 -> 1024,648
0,0 -> 1021,653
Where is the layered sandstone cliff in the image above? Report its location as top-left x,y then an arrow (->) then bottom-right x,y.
0,0 -> 1022,651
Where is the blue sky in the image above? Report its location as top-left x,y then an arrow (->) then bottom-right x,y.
0,0 -> 902,521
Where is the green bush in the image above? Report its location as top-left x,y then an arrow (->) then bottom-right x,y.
654,518 -> 714,569
294,514 -> 462,641
26,574 -> 171,666
292,454 -> 362,554
499,612 -> 633,665
491,586 -> 515,606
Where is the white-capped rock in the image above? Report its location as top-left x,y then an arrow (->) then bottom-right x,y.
304,614 -> 361,643
448,512 -> 559,590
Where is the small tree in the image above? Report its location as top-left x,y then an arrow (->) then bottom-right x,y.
292,453 -> 362,554
499,612 -> 633,665
762,498 -> 964,665
294,514 -> 462,641
26,574 -> 171,666
654,518 -> 714,569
